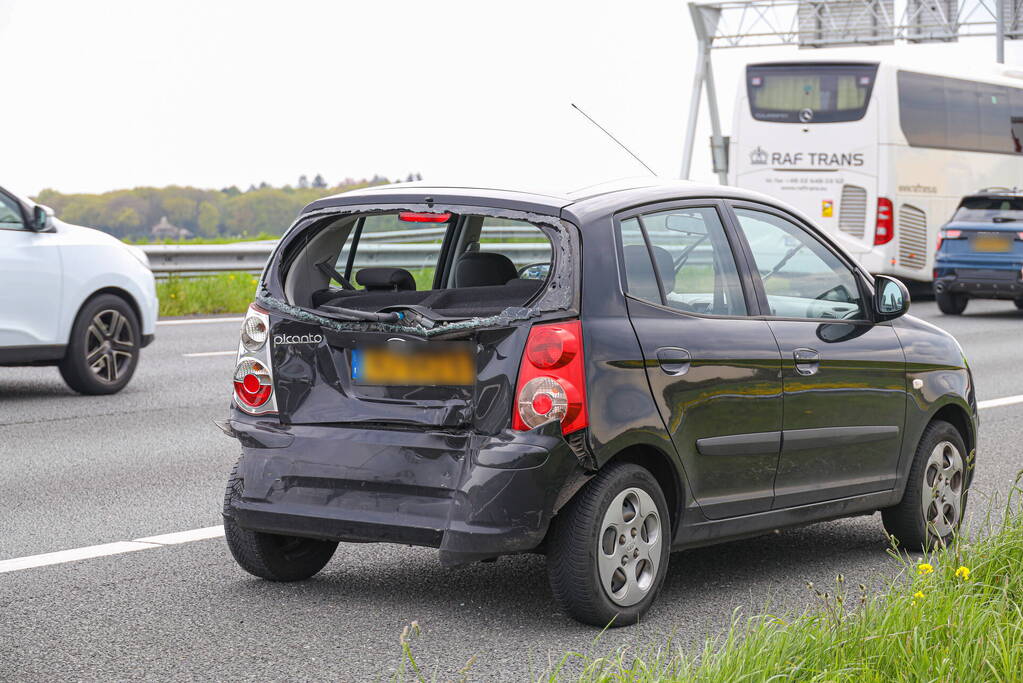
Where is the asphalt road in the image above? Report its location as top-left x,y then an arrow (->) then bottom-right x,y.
2,301 -> 1022,681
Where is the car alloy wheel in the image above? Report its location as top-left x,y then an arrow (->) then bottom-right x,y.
597,486 -> 663,607
85,309 -> 136,384
921,440 -> 965,538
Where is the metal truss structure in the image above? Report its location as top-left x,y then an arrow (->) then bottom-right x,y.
681,0 -> 1023,181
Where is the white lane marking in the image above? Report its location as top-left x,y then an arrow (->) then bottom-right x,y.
135,526 -> 225,545
0,541 -> 157,573
0,526 -> 225,574
157,317 -> 243,326
978,394 -> 1023,410
182,350 -> 236,358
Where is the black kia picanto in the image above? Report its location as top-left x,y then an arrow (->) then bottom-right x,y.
218,179 -> 977,626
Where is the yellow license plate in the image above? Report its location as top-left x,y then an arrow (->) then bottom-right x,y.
352,345 -> 474,386
974,235 -> 1012,252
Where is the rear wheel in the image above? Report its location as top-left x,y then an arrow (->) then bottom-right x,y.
936,291 -> 968,315
882,420 -> 969,551
59,294 -> 140,395
223,460 -> 338,581
546,462 -> 670,627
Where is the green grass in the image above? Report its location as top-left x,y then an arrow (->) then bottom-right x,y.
125,232 -> 279,245
157,273 -> 258,317
394,476 -> 1023,682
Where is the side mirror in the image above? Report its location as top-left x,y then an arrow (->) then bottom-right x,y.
31,205 -> 49,232
873,275 -> 910,321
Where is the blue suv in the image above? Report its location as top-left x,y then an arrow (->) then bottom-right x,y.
934,190 -> 1023,314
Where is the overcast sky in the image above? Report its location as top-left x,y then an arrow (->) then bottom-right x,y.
3,0 -> 1021,197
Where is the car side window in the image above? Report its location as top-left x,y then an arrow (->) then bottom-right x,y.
733,207 -> 865,320
0,193 -> 26,231
620,207 -> 747,316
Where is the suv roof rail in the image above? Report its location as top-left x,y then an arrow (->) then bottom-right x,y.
976,186 -> 1020,194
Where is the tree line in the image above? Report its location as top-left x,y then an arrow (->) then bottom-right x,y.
34,173 -> 422,240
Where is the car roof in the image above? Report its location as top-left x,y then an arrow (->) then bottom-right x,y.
303,177 -> 796,222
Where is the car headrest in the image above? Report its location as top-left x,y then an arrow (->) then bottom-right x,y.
355,267 -> 416,291
454,252 -> 518,287
623,244 -> 673,301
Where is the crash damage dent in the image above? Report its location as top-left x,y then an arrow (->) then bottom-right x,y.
222,416 -> 592,565
254,203 -> 580,337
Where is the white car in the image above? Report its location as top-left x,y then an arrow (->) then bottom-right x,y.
0,185 -> 158,394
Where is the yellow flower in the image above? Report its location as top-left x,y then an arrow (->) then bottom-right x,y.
955,566 -> 971,580
913,591 -> 925,600
170,293 -> 176,299
229,275 -> 236,281
917,563 -> 934,575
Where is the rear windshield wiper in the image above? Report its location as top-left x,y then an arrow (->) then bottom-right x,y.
992,216 -> 1018,223
317,305 -> 404,323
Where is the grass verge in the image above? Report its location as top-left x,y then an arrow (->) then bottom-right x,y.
157,273 -> 258,317
395,478 -> 1023,682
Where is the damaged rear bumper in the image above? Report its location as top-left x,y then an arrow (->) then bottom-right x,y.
219,414 -> 587,566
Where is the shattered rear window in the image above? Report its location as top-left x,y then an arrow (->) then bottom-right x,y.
265,206 -> 575,336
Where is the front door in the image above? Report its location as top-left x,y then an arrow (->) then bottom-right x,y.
619,202 -> 783,520
729,204 -> 907,508
0,191 -> 62,347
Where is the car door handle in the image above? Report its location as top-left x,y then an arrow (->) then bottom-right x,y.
793,348 -> 820,376
656,347 -> 691,375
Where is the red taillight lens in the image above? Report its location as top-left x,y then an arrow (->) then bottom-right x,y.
234,358 -> 272,408
874,198 -> 894,246
525,326 -> 578,368
937,229 -> 963,251
398,211 -> 451,223
513,321 -> 587,435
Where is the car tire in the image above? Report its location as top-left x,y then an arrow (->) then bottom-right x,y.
58,294 -> 141,395
935,291 -> 968,315
882,420 -> 970,551
1014,298 -> 1023,310
546,462 -> 670,627
223,459 -> 338,581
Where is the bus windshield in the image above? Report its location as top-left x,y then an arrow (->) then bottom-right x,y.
952,196 -> 1023,222
747,63 -> 878,123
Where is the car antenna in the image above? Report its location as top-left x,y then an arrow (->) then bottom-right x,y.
570,103 -> 656,176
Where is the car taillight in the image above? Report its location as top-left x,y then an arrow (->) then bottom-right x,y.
936,229 -> 963,251
233,358 -> 272,408
234,303 -> 277,415
874,198 -> 894,246
513,320 -> 587,435
241,314 -> 268,351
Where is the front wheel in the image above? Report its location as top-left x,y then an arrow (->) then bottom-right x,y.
59,294 -> 141,395
936,291 -> 968,315
546,463 -> 670,627
882,420 -> 970,551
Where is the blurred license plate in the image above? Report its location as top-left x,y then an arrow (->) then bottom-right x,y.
351,344 -> 474,386
974,235 -> 1012,252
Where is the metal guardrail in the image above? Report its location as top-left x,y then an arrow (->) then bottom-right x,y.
141,233 -> 713,277
142,241 -> 556,276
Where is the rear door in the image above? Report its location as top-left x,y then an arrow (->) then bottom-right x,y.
728,203 -> 906,508
619,201 -> 783,519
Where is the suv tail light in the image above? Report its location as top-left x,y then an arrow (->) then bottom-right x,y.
936,228 -> 963,251
234,303 -> 277,415
513,320 -> 587,435
874,198 -> 894,246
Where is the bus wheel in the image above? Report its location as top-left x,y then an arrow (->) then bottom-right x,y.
936,292 -> 968,315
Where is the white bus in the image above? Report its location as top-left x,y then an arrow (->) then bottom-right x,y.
729,59 -> 1023,284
